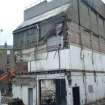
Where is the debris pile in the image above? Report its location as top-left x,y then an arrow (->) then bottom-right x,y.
86,98 -> 105,105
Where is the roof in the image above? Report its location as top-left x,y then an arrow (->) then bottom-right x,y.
0,68 -> 16,83
14,0 -> 105,33
24,0 -> 70,21
14,3 -> 70,32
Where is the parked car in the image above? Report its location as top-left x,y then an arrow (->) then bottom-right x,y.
8,98 -> 24,105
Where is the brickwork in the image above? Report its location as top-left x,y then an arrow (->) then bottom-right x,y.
67,22 -> 105,54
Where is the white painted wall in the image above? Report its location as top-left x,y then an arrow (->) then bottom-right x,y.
13,85 -> 36,105
12,73 -> 105,105
13,44 -> 105,105
28,45 -> 105,72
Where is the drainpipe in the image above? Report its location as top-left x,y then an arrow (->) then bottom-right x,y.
58,44 -> 61,70
0,91 -> 1,105
36,75 -> 37,105
77,0 -> 88,104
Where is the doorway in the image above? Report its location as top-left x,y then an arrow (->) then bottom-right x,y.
55,79 -> 67,105
72,87 -> 80,105
28,88 -> 33,105
39,79 -> 67,105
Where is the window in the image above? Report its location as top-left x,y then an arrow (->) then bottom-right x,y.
40,22 -> 55,38
80,1 -> 90,29
98,16 -> 104,37
89,10 -> 98,34
7,50 -> 10,55
88,85 -> 94,93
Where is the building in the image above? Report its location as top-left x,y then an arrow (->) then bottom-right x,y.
0,43 -> 27,96
0,43 -> 15,95
12,0 -> 105,105
0,43 -> 14,73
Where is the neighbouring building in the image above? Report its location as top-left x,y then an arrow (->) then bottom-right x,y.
0,43 -> 14,95
12,0 -> 105,105
0,43 -> 14,73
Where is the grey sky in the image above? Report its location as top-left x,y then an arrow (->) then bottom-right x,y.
0,0 -> 105,45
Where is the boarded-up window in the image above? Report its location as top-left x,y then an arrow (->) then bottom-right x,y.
89,10 -> 98,34
80,2 -> 90,29
72,0 -> 79,23
67,0 -> 78,23
67,0 -> 73,21
88,85 -> 94,93
98,17 -> 104,37
14,27 -> 39,49
41,22 -> 55,38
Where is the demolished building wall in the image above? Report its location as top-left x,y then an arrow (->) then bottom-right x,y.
12,0 -> 105,105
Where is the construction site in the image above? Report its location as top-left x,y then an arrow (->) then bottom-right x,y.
1,0 -> 105,105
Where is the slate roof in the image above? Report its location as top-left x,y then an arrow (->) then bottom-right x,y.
13,0 -> 70,32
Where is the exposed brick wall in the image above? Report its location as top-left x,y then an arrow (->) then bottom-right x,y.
81,28 -> 91,49
67,22 -> 105,53
91,34 -> 100,51
16,62 -> 28,73
100,37 -> 105,53
67,22 -> 81,45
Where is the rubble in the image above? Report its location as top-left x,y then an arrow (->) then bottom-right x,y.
86,98 -> 105,105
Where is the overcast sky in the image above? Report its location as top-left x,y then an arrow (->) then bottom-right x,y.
0,0 -> 105,45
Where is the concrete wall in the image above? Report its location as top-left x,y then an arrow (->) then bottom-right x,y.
12,85 -> 36,105
12,72 -> 105,105
27,44 -> 105,72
